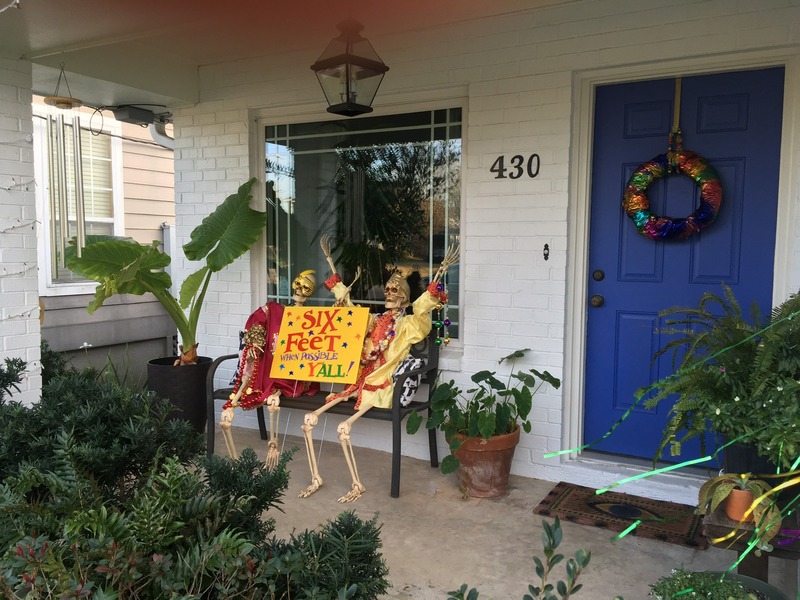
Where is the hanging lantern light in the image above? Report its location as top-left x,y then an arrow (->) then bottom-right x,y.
310,19 -> 389,117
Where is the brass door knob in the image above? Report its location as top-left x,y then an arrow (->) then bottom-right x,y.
590,295 -> 604,308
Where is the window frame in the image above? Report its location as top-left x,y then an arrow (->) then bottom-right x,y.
254,98 -> 466,344
33,102 -> 125,296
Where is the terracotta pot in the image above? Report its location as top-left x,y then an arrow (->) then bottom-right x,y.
724,487 -> 755,522
453,426 -> 520,498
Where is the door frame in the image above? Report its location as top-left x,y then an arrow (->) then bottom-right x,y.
564,49 -> 800,464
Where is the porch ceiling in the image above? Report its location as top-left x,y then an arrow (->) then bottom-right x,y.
0,0 -> 547,110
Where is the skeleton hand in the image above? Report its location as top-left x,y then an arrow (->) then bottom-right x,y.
320,233 -> 337,275
432,244 -> 460,284
337,265 -> 362,306
348,265 -> 362,289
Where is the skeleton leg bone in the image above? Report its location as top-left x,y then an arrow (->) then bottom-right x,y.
298,395 -> 350,498
337,404 -> 373,503
220,407 -> 238,459
264,392 -> 281,469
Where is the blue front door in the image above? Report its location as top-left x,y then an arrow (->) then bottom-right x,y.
584,67 -> 784,462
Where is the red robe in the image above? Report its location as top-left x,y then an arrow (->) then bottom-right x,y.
223,302 -> 319,410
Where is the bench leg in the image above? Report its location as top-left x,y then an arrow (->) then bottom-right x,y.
256,406 -> 268,440
428,424 -> 439,468
391,413 -> 402,498
428,405 -> 439,468
206,404 -> 215,458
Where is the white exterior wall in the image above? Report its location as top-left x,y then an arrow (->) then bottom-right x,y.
0,57 -> 40,405
174,0 -> 800,503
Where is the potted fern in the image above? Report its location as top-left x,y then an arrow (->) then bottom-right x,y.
407,349 -> 560,498
640,284 -> 800,473
65,178 -> 267,431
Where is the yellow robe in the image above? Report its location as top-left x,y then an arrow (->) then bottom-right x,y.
326,279 -> 443,409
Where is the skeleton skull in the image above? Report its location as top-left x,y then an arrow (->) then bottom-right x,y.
384,274 -> 410,309
291,270 -> 316,304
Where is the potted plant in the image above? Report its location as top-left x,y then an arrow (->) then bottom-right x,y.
695,472 -> 782,553
649,568 -> 787,600
639,284 -> 800,473
407,349 -> 560,498
65,177 -> 267,431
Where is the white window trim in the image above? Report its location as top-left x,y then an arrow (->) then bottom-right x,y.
33,105 -> 125,297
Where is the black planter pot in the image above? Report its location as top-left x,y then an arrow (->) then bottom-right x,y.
719,572 -> 787,600
723,441 -> 778,475
147,356 -> 212,434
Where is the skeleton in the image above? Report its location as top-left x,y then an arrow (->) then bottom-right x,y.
220,269 -> 318,467
298,242 -> 460,502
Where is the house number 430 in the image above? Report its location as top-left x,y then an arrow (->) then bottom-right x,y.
489,154 -> 540,179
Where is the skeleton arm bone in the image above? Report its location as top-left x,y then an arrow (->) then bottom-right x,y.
321,234 -> 362,306
264,392 -> 281,469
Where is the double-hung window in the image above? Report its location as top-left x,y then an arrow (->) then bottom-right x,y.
265,108 -> 461,338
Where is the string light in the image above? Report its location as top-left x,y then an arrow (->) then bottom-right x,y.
0,306 -> 40,322
0,263 -> 37,278
0,178 -> 36,192
0,218 -> 38,233
0,0 -> 20,14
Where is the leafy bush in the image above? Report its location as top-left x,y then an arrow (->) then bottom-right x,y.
0,366 -> 204,497
40,338 -> 70,386
0,355 -> 389,599
0,356 -> 25,404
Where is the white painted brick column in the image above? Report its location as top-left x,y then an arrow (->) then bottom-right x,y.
0,57 -> 40,405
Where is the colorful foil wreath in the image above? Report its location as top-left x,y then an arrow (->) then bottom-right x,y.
622,150 -> 723,240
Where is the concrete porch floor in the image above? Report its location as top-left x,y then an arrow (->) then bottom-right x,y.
217,426 -> 797,599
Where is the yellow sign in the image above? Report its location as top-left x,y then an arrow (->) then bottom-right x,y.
269,306 -> 370,384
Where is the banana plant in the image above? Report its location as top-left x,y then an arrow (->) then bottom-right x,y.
66,178 -> 267,365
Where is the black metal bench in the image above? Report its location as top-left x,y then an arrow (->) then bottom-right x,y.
205,326 -> 441,497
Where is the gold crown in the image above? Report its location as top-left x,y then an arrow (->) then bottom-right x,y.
386,272 -> 410,299
297,269 -> 316,287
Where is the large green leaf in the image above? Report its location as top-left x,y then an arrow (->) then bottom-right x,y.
182,178 -> 267,272
66,238 -> 172,313
179,266 -> 210,310
477,411 -> 496,439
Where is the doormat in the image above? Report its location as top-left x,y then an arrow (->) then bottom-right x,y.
532,481 -> 708,549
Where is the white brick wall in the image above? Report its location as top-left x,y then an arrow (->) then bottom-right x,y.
0,57 -> 40,405
172,0 -> 800,504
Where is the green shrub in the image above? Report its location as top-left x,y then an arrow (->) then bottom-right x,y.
269,512 -> 390,600
0,366 -> 204,497
0,356 -> 25,404
40,339 -> 71,386
0,355 -> 389,599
